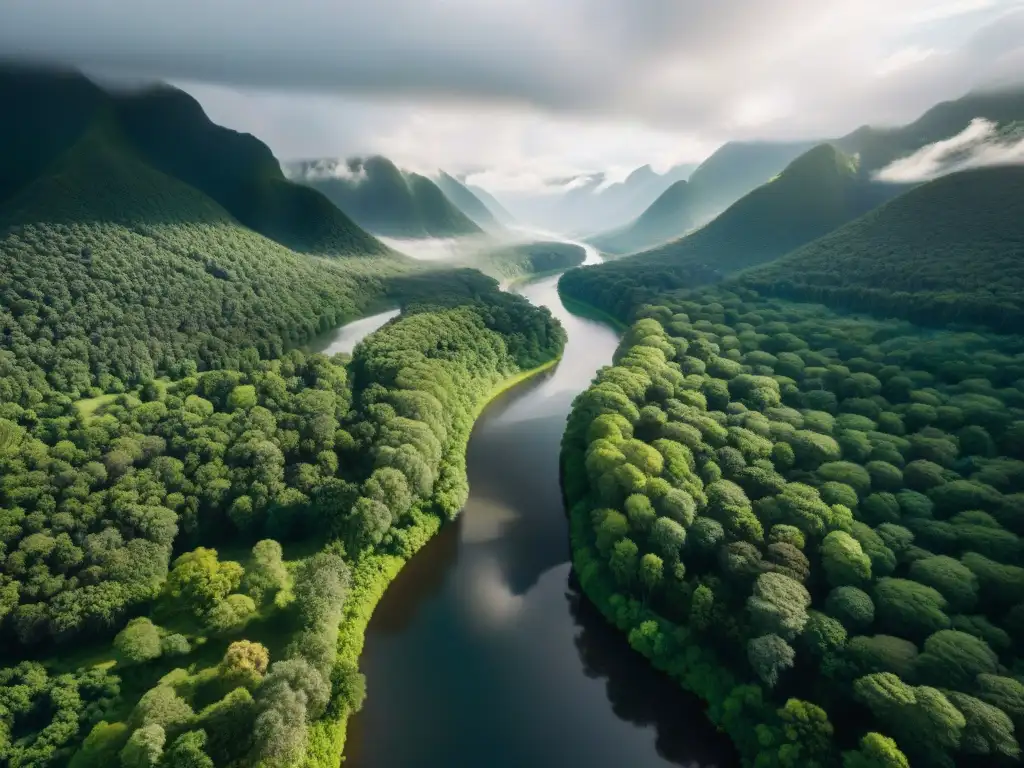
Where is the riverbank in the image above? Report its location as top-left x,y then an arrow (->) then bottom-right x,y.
309,353 -> 562,767
555,288 -> 629,332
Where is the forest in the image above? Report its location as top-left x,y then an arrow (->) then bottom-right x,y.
0,280 -> 565,767
0,65 -> 569,767
560,271 -> 1024,765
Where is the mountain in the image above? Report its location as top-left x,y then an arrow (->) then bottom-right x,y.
290,156 -> 482,238
466,182 -> 517,225
477,163 -> 698,235
837,84 -> 1024,173
613,144 -> 895,271
588,140 -> 817,253
740,164 -> 1024,332
434,171 -> 502,230
0,65 -> 406,397
679,140 -> 820,219
0,66 -> 386,258
589,179 -> 700,255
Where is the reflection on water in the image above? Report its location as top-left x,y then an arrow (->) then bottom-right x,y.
307,309 -> 400,356
345,268 -> 738,768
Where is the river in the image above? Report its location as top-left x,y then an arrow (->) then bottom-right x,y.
340,246 -> 737,768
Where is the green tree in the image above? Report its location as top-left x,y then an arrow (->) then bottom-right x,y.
914,630 -> 998,689
748,633 -> 795,688
747,571 -> 811,640
821,531 -> 872,587
120,724 -> 165,768
639,553 -> 664,597
164,548 -> 244,617
114,617 -> 163,664
842,732 -> 909,768
609,538 -> 639,588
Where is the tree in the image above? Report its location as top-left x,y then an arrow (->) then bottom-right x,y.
345,497 -> 391,553
114,617 -> 163,664
196,687 -> 256,764
853,673 -> 964,766
747,571 -> 811,640
129,685 -> 194,731
120,724 -> 165,768
624,493 -> 656,534
162,730 -> 214,768
220,640 -> 270,687
164,548 -> 244,617
914,630 -> 997,689
976,674 -> 1024,735
843,635 -> 919,678
826,586 -> 874,632
802,610 -> 847,659
609,538 -> 638,588
690,584 -> 715,631
639,553 -> 664,597
873,578 -> 949,639
204,594 -> 256,634
595,509 -> 629,555
161,634 -> 191,657
650,517 -> 687,564
226,385 -> 257,412
946,692 -> 1020,760
70,722 -> 131,768
748,633 -> 795,688
777,698 -> 834,767
821,531 -> 871,588
842,732 -> 909,768
242,539 -> 288,606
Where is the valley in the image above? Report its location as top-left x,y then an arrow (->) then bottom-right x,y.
2,53 -> 1024,768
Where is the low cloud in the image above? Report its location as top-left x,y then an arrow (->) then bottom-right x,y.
874,117 -> 1024,182
285,158 -> 368,183
3,1 -> 1024,183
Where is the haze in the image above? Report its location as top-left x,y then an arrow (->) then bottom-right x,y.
3,0 -> 1024,193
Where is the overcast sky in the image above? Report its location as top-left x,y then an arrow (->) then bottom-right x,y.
3,0 -> 1024,191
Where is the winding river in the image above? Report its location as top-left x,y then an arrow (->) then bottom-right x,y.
341,245 -> 737,768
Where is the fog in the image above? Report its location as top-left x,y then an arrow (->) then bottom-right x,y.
874,117 -> 1024,182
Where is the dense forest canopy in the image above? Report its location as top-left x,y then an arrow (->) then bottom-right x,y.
559,109 -> 1024,765
0,65 -> 568,768
562,163 -> 1024,335
561,283 -> 1024,767
740,165 -> 1024,333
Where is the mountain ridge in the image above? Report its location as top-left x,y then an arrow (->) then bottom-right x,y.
290,155 -> 483,238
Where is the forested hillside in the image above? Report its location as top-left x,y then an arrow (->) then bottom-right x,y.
563,144 -> 900,318
290,156 -> 483,238
0,65 -> 385,258
587,139 -> 818,251
433,171 -> 502,230
590,180 -> 698,256
0,118 -> 406,408
561,283 -> 1024,768
740,165 -> 1024,333
0,66 -> 567,768
837,85 -> 1024,173
559,113 -> 1024,767
473,241 -> 586,281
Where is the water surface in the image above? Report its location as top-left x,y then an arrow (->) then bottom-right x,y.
308,309 -> 401,356
343,263 -> 738,768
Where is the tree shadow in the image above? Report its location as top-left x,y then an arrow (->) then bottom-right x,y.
567,572 -> 740,768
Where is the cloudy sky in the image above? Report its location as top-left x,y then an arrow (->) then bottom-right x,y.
3,0 -> 1024,191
